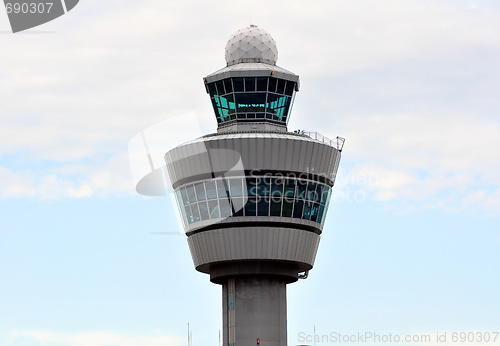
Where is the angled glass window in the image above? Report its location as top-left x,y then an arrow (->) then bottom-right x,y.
229,178 -> 243,197
256,177 -> 271,196
306,181 -> 317,201
208,200 -> 220,219
198,201 -> 209,221
256,77 -> 268,91
295,181 -> 307,200
205,180 -> 217,199
321,186 -> 329,204
258,196 -> 270,216
232,197 -> 244,217
271,177 -> 284,198
223,78 -> 233,93
283,179 -> 296,200
186,184 -> 197,204
180,186 -> 189,206
246,177 -> 257,196
267,94 -> 290,120
245,77 -> 255,92
317,204 -> 325,225
217,179 -> 229,198
176,178 -> 332,226
215,80 -> 225,95
325,187 -> 332,206
191,203 -> 201,222
277,79 -> 286,94
314,184 -> 324,203
195,182 -> 206,201
302,200 -> 313,220
310,202 -> 320,222
208,82 -> 217,97
285,81 -> 295,96
214,94 -> 236,119
244,197 -> 257,216
185,205 -> 194,224
293,199 -> 304,219
270,198 -> 282,217
219,197 -> 232,218
268,77 -> 277,93
235,93 -> 266,113
233,77 -> 244,92
282,198 -> 293,217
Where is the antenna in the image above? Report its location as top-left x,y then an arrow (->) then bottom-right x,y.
314,325 -> 316,346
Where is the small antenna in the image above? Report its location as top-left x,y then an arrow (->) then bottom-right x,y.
314,325 -> 316,346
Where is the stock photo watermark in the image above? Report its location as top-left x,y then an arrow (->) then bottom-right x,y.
297,331 -> 500,344
3,0 -> 79,32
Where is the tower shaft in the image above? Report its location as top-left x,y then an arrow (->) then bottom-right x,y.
223,276 -> 287,346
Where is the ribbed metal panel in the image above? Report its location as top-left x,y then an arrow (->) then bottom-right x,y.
166,133 -> 340,188
187,227 -> 320,273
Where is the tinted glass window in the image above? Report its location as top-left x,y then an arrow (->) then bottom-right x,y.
180,186 -> 189,206
215,80 -> 225,95
302,200 -> 313,220
195,182 -> 206,201
295,181 -> 307,200
229,178 -> 243,197
199,201 -> 209,221
208,82 -> 217,97
306,181 -> 316,201
271,177 -> 284,198
283,179 -> 295,200
191,204 -> 201,222
208,200 -> 220,219
235,93 -> 267,113
223,78 -> 233,93
270,198 -> 282,216
277,79 -> 286,94
233,77 -> 244,92
285,81 -> 295,96
257,77 -> 268,91
232,197 -> 244,217
246,177 -> 257,196
257,177 -> 271,196
245,77 -> 255,91
186,185 -> 197,203
245,198 -> 257,216
217,179 -> 229,198
258,197 -> 269,216
315,184 -> 323,203
219,197 -> 232,218
268,77 -> 277,92
310,203 -> 320,222
282,198 -> 293,217
293,199 -> 304,218
205,180 -> 217,199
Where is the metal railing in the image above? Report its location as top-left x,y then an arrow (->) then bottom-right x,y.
294,130 -> 345,151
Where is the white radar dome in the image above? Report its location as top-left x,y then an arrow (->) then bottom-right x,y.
225,25 -> 278,66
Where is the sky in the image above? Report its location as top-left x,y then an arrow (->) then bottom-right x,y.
1,0 -> 499,345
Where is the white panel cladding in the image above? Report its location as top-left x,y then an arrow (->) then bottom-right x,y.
187,227 -> 321,272
166,133 -> 340,187
283,138 -> 295,172
270,137 -> 280,171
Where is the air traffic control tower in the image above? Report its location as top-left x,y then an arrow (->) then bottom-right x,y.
165,26 -> 344,346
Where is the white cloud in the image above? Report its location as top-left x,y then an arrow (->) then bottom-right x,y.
1,0 -> 499,210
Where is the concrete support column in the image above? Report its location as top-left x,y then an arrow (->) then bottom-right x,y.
222,276 -> 287,346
